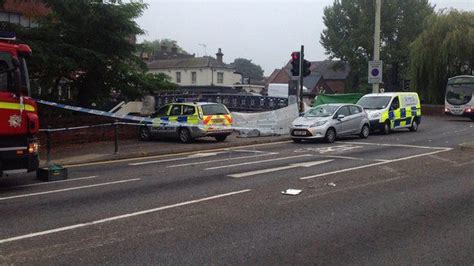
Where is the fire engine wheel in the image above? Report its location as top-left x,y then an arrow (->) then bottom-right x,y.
179,128 -> 193,143
215,135 -> 227,142
139,127 -> 151,141
409,118 -> 419,132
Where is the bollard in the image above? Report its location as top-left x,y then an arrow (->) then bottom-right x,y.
114,121 -> 119,154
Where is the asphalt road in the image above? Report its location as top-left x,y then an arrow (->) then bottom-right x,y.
0,116 -> 473,264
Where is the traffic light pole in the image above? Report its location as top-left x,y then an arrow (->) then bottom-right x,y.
299,45 -> 304,113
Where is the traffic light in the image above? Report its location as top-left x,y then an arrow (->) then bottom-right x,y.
290,52 -> 300,76
302,59 -> 311,77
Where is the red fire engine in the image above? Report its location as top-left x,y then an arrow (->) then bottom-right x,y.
0,31 -> 39,176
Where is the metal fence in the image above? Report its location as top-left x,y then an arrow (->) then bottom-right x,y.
155,94 -> 288,112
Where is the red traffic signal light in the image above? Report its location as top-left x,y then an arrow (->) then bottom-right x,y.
291,52 -> 300,76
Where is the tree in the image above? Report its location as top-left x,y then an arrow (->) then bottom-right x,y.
140,39 -> 189,58
230,58 -> 264,81
2,0 -> 175,107
409,10 -> 474,104
320,0 -> 433,92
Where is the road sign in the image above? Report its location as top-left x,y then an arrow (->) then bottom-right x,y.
368,60 -> 383,84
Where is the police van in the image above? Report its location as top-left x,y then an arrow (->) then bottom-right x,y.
357,92 -> 421,134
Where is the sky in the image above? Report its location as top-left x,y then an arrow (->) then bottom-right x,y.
136,0 -> 474,76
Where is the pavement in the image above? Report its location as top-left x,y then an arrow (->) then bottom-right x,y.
39,133 -> 291,167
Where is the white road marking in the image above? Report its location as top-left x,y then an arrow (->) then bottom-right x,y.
167,153 -> 278,168
300,148 -> 452,180
207,154 -> 312,170
130,150 -> 273,166
129,157 -> 191,166
6,176 -> 99,189
339,141 -> 449,150
225,149 -> 271,154
0,178 -> 140,201
229,159 -> 333,178
186,152 -> 221,158
66,140 -> 292,168
318,155 -> 362,160
0,189 -> 251,245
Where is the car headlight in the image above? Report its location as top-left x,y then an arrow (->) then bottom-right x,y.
371,112 -> 382,119
311,120 -> 328,127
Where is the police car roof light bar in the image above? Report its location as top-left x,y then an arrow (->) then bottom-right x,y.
0,31 -> 16,41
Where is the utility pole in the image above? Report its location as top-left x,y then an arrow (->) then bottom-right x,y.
372,0 -> 382,93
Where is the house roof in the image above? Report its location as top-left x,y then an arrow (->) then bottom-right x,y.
147,56 -> 233,70
310,60 -> 350,80
303,73 -> 323,90
284,60 -> 350,80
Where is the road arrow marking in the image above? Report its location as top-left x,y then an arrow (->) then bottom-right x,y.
206,154 -> 311,170
228,159 -> 333,178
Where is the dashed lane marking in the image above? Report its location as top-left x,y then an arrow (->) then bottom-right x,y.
167,152 -> 278,168
300,148 -> 452,180
0,178 -> 140,201
65,140 -> 292,168
229,159 -> 334,178
206,154 -> 312,170
0,189 -> 251,245
4,176 -> 99,190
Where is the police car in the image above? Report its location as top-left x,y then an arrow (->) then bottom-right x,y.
357,92 -> 422,134
139,102 -> 233,143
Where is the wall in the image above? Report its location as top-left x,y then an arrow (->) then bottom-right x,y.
149,68 -> 241,87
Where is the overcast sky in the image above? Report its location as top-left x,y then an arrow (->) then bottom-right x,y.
136,0 -> 474,76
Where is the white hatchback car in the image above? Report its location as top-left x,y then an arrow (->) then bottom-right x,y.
290,104 -> 370,143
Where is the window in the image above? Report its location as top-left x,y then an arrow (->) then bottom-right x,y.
336,106 -> 351,117
217,72 -> 224,84
0,52 -> 14,93
390,97 -> 400,110
183,105 -> 196,115
349,105 -> 362,115
176,72 -> 181,83
201,104 -> 229,115
191,72 -> 197,84
169,104 -> 182,116
152,105 -> 170,117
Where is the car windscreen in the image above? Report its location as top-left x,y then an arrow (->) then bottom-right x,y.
0,52 -> 14,93
304,105 -> 338,117
446,84 -> 473,105
201,104 -> 229,115
357,96 -> 392,110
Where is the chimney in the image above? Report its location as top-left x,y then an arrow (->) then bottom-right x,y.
216,48 -> 223,63
171,45 -> 178,54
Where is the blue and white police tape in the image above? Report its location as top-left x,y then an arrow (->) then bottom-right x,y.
34,99 -> 277,133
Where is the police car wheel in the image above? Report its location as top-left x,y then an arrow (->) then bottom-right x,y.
382,122 -> 391,135
215,135 -> 227,142
292,138 -> 302,143
139,127 -> 151,141
360,124 -> 370,139
179,128 -> 192,143
470,117 -> 474,121
409,119 -> 418,132
325,128 -> 336,143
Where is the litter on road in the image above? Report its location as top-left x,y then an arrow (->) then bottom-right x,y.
326,182 -> 337,187
281,189 -> 302,195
